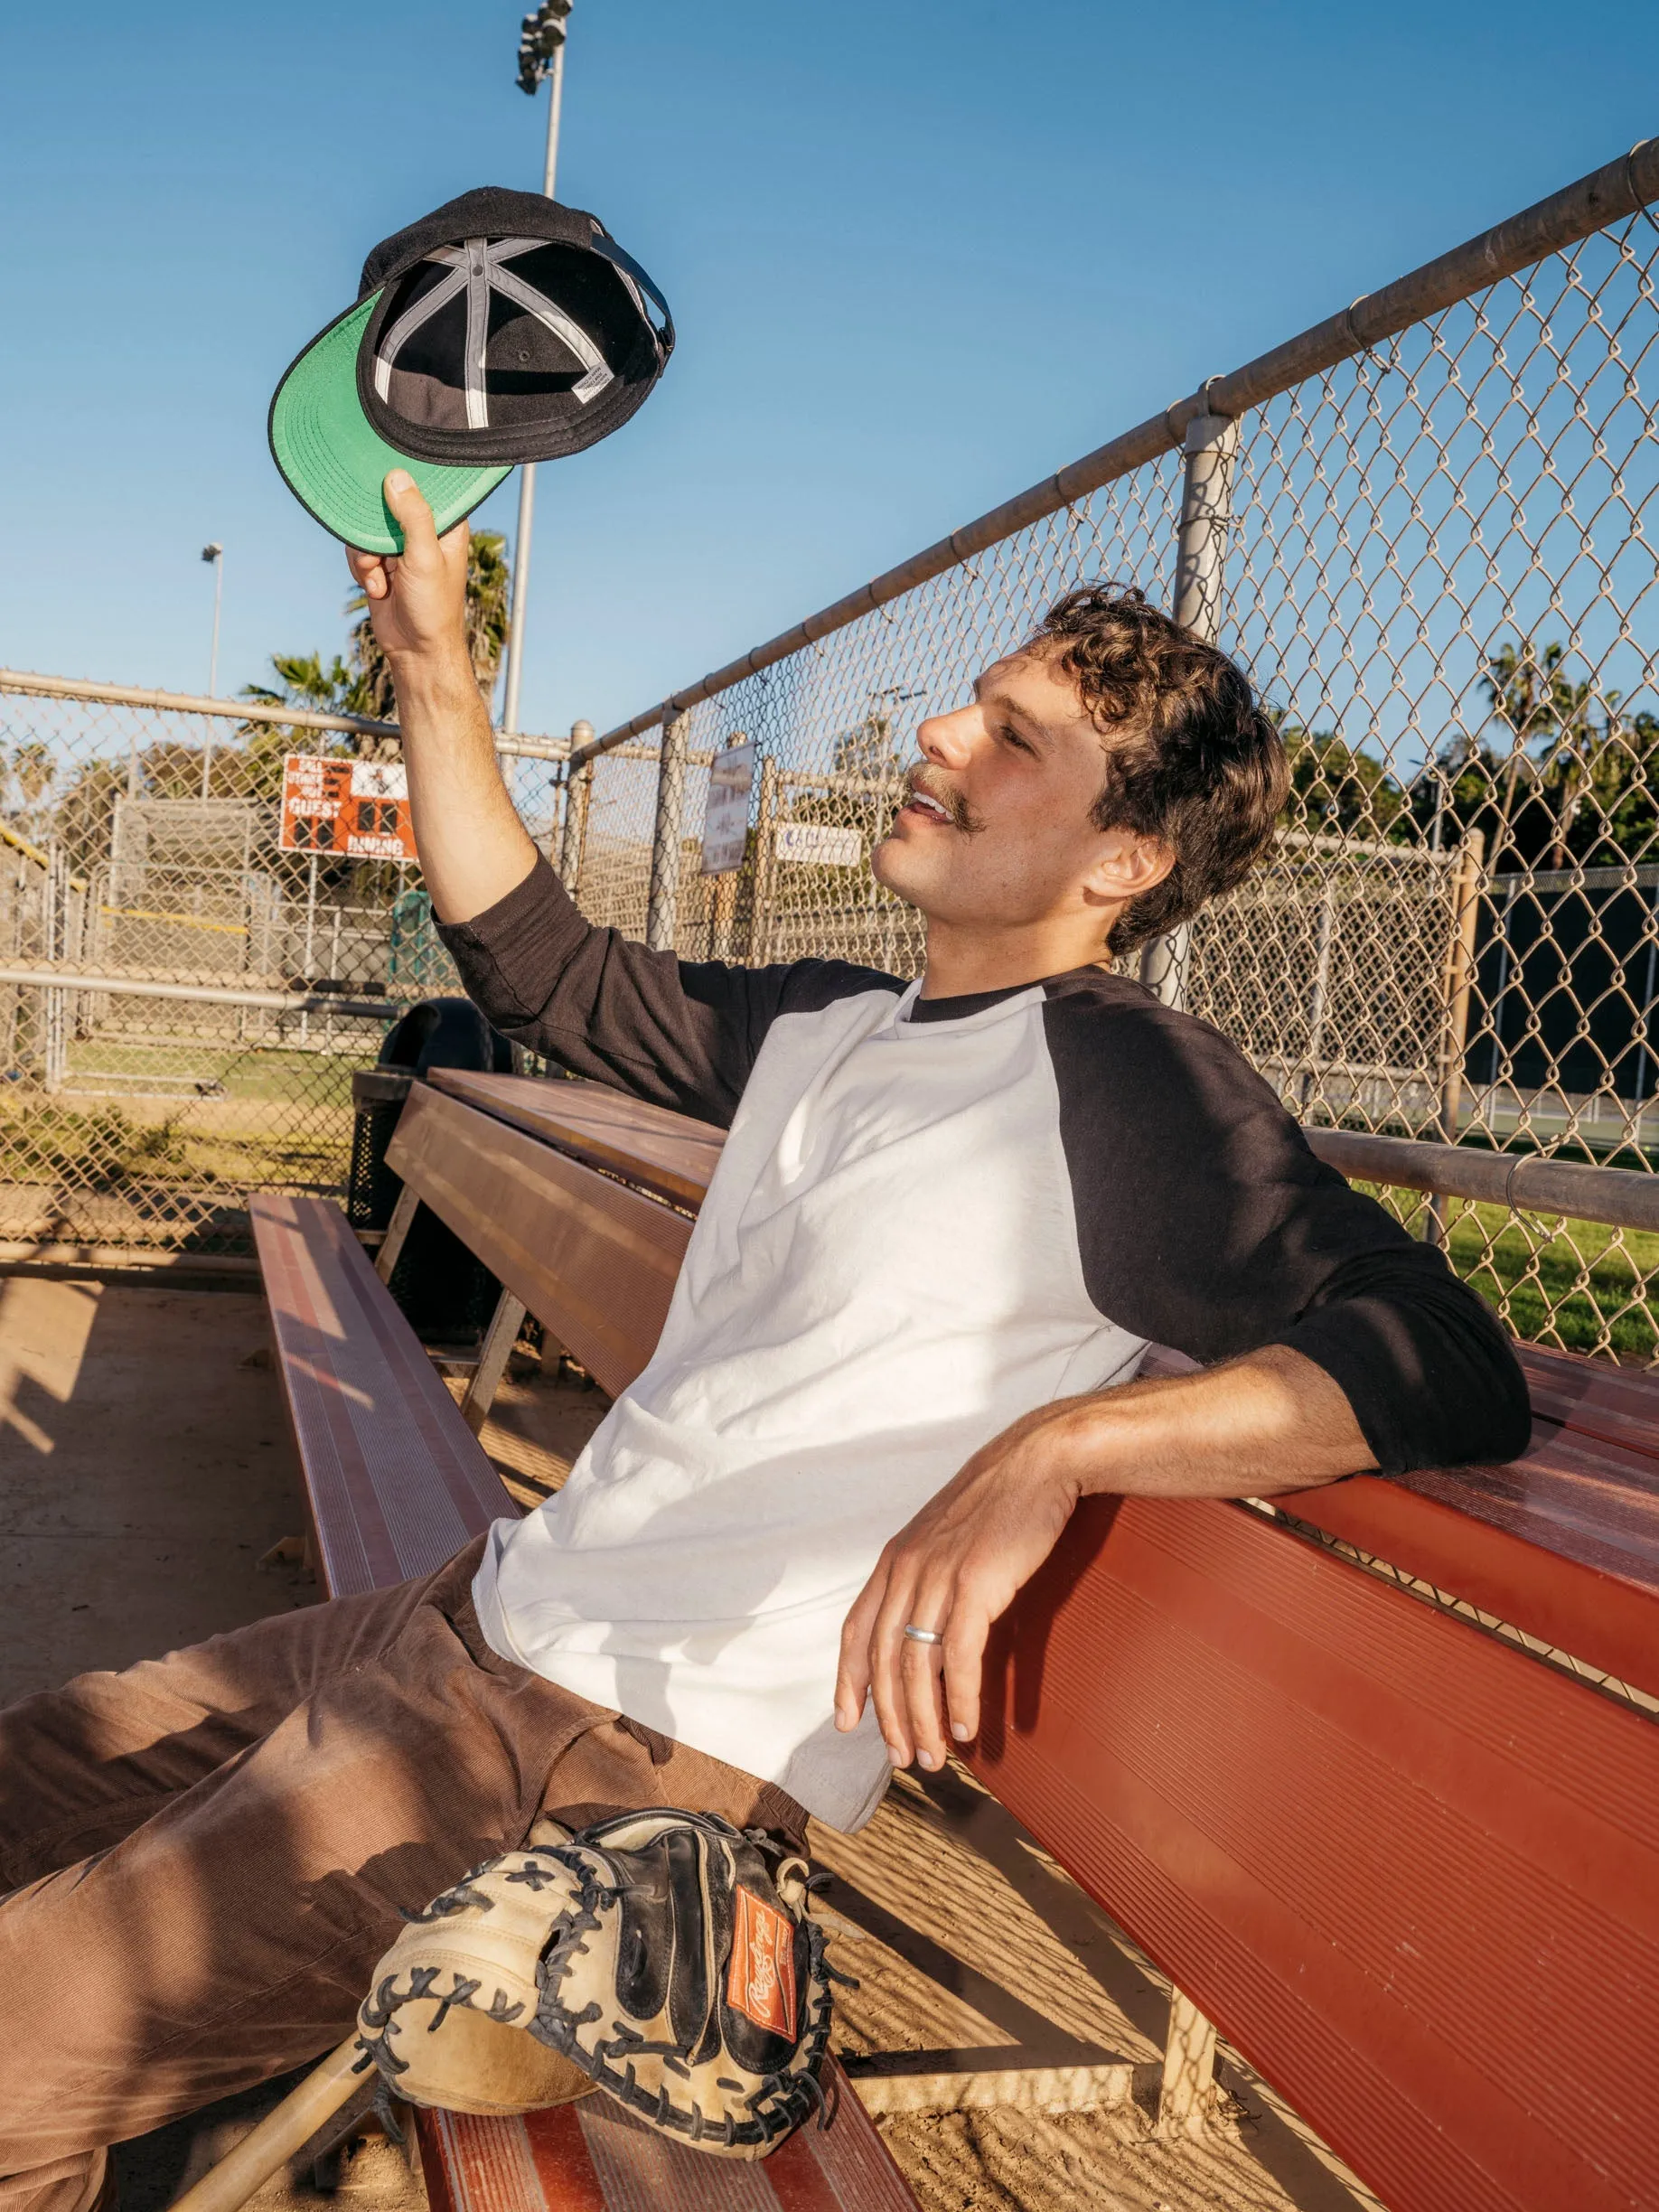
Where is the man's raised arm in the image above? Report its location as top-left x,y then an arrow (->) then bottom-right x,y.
348,471 -> 539,927
351,474 -> 901,1126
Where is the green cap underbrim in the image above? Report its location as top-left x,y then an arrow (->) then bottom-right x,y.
268,293 -> 512,554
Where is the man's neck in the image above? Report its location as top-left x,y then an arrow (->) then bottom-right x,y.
916,917 -> 1115,1000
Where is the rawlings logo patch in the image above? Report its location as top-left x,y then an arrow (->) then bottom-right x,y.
726,1885 -> 798,2038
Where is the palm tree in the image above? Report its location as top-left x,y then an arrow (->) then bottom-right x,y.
244,531 -> 515,756
1541,672 -> 1603,871
243,651 -> 375,721
1483,636 -> 1570,866
1476,637 -> 1651,871
463,530 -> 512,705
11,740 -> 53,810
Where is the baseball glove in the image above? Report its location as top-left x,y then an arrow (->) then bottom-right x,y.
355,1807 -> 842,2158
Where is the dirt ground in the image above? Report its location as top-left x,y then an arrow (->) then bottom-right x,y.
0,1271 -> 1381,2212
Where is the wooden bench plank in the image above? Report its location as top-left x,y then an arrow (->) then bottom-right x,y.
429,1069 -> 726,1212
387,1083 -> 691,1400
1515,1337 -> 1659,1453
1274,1450 -> 1659,1701
420,2080 -> 916,2212
967,1488 -> 1659,2212
250,1193 -> 506,1592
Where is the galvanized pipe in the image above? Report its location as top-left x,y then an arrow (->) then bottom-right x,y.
0,669 -> 401,739
1139,411 -> 1238,1009
1306,1126 -> 1659,1236
1171,411 -> 1239,639
572,139 -> 1659,768
646,713 -> 690,951
558,758 -> 594,895
500,33 -> 568,739
0,968 -> 399,1019
494,733 -> 570,762
0,669 -> 564,763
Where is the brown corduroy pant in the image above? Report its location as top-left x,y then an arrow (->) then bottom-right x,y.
0,1537 -> 804,2212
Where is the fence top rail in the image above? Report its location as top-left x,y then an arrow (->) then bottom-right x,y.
0,964 -> 401,1018
1307,1128 -> 1659,1236
0,667 -> 568,761
571,137 -> 1659,769
0,667 -> 403,740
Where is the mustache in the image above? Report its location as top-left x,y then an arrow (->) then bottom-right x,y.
900,764 -> 984,835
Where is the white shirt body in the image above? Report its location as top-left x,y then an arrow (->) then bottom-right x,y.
473,981 -> 1146,1831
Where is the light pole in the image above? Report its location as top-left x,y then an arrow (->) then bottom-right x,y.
201,541 -> 224,801
500,0 -> 573,738
202,542 -> 224,696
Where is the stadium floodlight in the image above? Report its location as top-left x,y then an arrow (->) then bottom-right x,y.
517,0 -> 573,95
501,0 -> 575,740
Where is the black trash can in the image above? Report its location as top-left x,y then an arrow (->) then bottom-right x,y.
348,998 -> 514,1347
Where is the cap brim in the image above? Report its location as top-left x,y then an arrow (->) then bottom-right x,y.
269,294 -> 511,554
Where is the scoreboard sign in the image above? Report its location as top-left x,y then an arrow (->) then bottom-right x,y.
280,755 -> 417,861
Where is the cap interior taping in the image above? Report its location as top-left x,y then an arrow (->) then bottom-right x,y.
464,239 -> 490,429
371,237 -> 614,426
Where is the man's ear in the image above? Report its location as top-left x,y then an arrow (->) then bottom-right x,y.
1080,828 -> 1176,909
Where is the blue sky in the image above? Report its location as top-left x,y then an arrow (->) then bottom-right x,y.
2,1 -> 1656,742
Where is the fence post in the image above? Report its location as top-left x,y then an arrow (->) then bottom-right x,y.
1299,883 -> 1336,1110
749,755 -> 781,963
1156,1986 -> 1219,2139
1140,408 -> 1240,1009
559,761 -> 593,899
647,712 -> 691,953
710,871 -> 739,961
1136,403 -> 1243,2104
1426,827 -> 1486,1246
42,839 -> 66,1093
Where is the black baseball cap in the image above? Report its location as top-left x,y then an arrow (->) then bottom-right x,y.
270,187 -> 675,554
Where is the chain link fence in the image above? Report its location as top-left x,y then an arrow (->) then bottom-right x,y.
567,144 -> 1659,1363
7,144 -> 1659,1350
0,679 -> 563,1258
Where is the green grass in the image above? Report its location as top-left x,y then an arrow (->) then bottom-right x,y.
2,1036 -> 370,1195
0,1100 -> 191,1185
1362,1183 -> 1659,1360
64,1039 -> 363,1110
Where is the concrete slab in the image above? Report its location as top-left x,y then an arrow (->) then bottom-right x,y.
0,1272 -> 315,1703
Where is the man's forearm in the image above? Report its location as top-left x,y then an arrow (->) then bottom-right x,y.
389,648 -> 538,926
833,1343 -> 1375,1767
1049,1344 -> 1373,1503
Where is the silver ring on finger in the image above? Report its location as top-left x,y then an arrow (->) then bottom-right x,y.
903,1624 -> 943,1645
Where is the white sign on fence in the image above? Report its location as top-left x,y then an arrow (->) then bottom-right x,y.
700,738 -> 755,876
775,822 -> 865,868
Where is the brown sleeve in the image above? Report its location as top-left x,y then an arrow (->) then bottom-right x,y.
436,855 -> 901,1127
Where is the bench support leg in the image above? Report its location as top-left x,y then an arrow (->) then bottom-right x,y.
1156,1986 -> 1217,2138
463,1291 -> 529,1434
374,1186 -> 422,1285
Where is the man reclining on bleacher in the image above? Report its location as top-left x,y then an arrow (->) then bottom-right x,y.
0,475 -> 1527,2210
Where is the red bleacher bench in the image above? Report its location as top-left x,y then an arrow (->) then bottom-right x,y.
256,1066 -> 1659,2212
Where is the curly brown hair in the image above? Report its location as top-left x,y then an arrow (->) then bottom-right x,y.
1028,585 -> 1288,956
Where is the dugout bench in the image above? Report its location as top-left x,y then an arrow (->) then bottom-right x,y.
252,1067 -> 1659,2212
